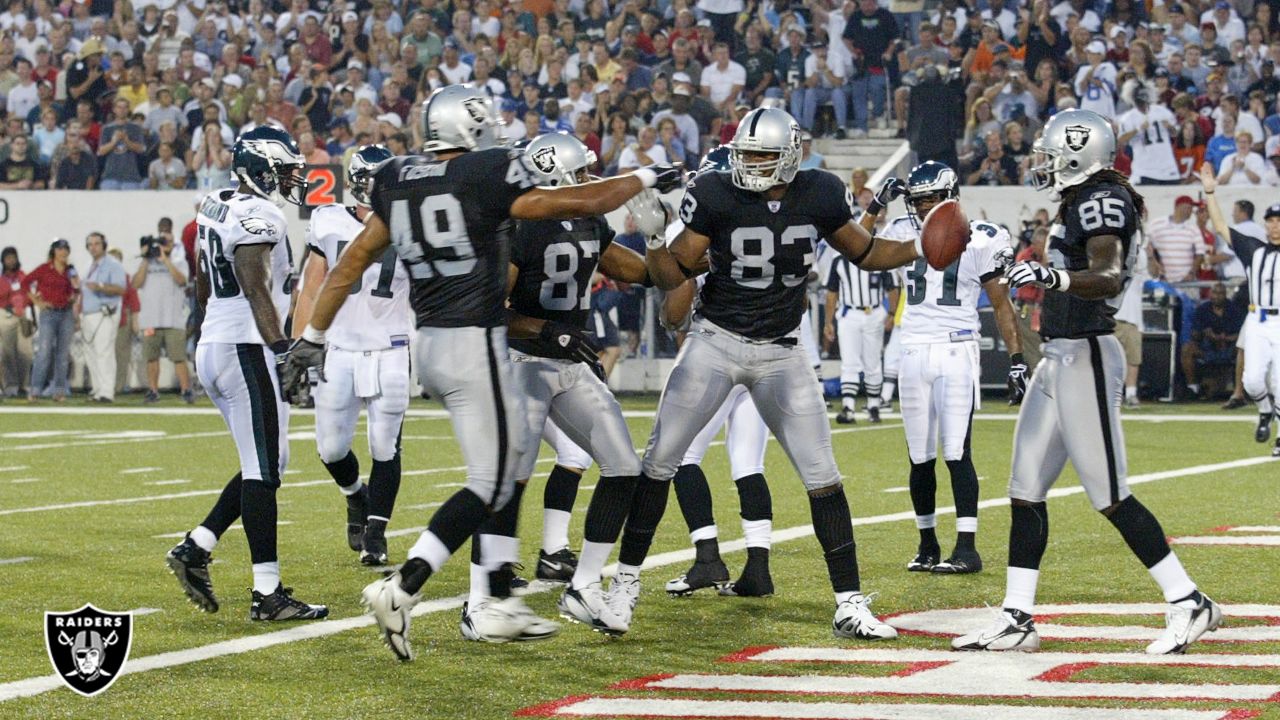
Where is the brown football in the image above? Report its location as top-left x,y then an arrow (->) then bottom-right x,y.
920,198 -> 970,270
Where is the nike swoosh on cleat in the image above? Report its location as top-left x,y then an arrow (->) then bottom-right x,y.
540,560 -> 563,571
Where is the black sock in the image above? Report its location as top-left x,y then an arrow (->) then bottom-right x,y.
582,475 -> 637,543
945,454 -> 979,520
480,480 -> 525,538
240,480 -> 278,565
1008,501 -> 1049,570
1105,495 -> 1173,569
366,516 -> 387,537
694,538 -> 721,563
367,453 -> 401,521
918,527 -> 939,554
322,450 -> 360,492
809,486 -> 860,593
673,464 -> 714,534
955,531 -> 976,552
617,475 -> 670,567
745,546 -> 770,565
543,465 -> 581,514
200,472 -> 243,538
735,473 -> 772,522
909,460 -> 939,552
401,489 -> 491,594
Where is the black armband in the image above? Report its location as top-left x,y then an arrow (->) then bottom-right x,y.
849,237 -> 876,266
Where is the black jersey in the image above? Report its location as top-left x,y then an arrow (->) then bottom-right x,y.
370,148 -> 535,329
1040,182 -> 1142,339
508,216 -> 616,359
680,168 -> 853,340
1227,228 -> 1280,309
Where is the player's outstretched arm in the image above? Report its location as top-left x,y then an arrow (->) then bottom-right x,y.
305,214 -> 391,335
661,278 -> 696,330
511,166 -> 683,221
290,249 -> 329,337
233,244 -> 287,348
1198,162 -> 1231,240
600,242 -> 649,284
827,220 -> 921,271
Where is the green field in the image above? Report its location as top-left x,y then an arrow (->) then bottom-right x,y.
0,398 -> 1277,719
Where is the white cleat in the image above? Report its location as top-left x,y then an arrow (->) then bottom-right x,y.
361,573 -> 420,661
1146,593 -> 1223,655
465,596 -> 560,643
605,571 -> 641,630
558,583 -> 628,637
832,593 -> 898,640
951,608 -> 1040,651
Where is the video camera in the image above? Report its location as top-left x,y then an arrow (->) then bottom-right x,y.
140,235 -> 164,260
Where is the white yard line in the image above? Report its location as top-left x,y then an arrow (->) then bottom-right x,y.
0,453 -> 1269,703
0,479 -> 332,517
0,557 -> 33,565
0,466 -> 29,472
120,467 -> 162,475
145,480 -> 191,486
8,478 -> 40,484
152,522 -> 294,539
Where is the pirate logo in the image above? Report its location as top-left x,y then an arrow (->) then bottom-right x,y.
530,146 -> 559,175
1064,124 -> 1091,152
45,605 -> 133,697
461,97 -> 491,124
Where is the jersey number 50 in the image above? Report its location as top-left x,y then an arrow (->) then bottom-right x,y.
388,193 -> 476,279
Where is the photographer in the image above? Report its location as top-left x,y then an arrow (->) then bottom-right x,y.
132,224 -> 193,404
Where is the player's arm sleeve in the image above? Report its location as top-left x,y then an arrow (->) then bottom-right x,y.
233,207 -> 287,248
304,211 -> 327,259
679,178 -> 717,237
1228,228 -> 1260,267
976,227 -> 1013,283
483,148 -> 538,216
814,172 -> 856,237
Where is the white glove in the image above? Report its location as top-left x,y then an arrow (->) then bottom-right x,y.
1005,260 -> 1070,291
625,189 -> 668,249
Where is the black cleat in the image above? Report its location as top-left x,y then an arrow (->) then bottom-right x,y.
1272,438 -> 1280,458
166,535 -> 219,613
719,558 -> 774,597
666,558 -> 730,596
535,548 -> 578,583
360,523 -> 389,566
1222,396 -> 1246,410
836,408 -> 857,425
250,584 -> 329,621
932,549 -> 984,574
346,486 -> 368,552
868,406 -> 882,424
1255,413 -> 1273,443
907,550 -> 939,572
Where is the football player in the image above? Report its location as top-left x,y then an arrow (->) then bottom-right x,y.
292,144 -> 411,566
626,107 -> 923,639
954,109 -> 1221,654
282,85 -> 681,659
165,126 -> 328,621
876,161 -> 1026,576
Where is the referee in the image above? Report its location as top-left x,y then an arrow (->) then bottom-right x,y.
1200,163 -> 1280,456
823,255 -> 898,425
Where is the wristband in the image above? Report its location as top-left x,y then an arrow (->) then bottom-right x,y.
301,324 -> 326,345
269,339 -> 291,355
912,233 -> 924,259
1054,269 -> 1071,291
634,168 -> 658,189
1010,353 -> 1025,366
866,199 -> 885,217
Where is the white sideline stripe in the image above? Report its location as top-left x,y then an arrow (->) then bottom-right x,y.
0,465 -> 30,472
9,478 -> 40,484
0,557 -> 33,565
881,486 -> 909,493
1172,536 -> 1280,546
145,480 -> 191,486
1229,525 -> 1280,532
120,467 -> 162,475
385,525 -> 427,538
0,453 -> 1267,704
402,502 -> 442,511
151,521 -> 295,539
130,608 -> 163,616
748,646 -> 1280,665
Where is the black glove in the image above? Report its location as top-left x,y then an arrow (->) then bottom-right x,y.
867,177 -> 907,216
1007,353 -> 1028,406
276,337 -> 326,404
644,163 -> 685,194
540,320 -> 606,381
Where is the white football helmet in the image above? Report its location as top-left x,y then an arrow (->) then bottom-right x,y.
421,84 -> 503,153
1029,109 -> 1116,194
523,132 -> 597,186
728,107 -> 801,193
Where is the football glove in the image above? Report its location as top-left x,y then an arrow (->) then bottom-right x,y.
1007,353 -> 1028,406
640,163 -> 685,193
626,189 -> 669,249
540,321 -> 606,381
277,337 -> 326,404
867,177 -> 907,216
1005,260 -> 1070,291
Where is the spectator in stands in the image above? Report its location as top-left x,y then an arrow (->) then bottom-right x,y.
844,0 -> 899,137
66,38 -> 107,116
51,122 -> 97,190
97,98 -> 146,190
964,97 -> 1002,150
133,230 -> 193,404
22,238 -> 77,402
1074,40 -> 1117,118
0,246 -> 31,398
908,64 -> 965,170
1147,195 -> 1207,282
1216,130 -> 1267,184
617,124 -> 666,172
31,107 -> 63,164
700,42 -> 745,115
148,142 -> 188,189
1118,86 -> 1182,184
736,27 -> 775,107
1173,117 -> 1207,182
655,116 -> 687,165
191,121 -> 232,191
800,44 -> 848,139
799,131 -> 826,169
1182,282 -> 1245,398
0,135 -> 45,189
966,129 -> 1019,185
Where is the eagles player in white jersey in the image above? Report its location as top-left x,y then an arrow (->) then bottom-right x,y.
165,126 -> 328,621
293,144 -> 412,566
954,109 -> 1220,654
282,85 -> 682,659
878,161 -> 1026,576
629,108 -> 925,639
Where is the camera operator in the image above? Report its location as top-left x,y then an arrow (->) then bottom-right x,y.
132,223 -> 193,404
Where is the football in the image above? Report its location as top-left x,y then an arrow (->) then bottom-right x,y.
921,198 -> 971,270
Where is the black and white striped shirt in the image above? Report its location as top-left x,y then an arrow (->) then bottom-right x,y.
1229,229 -> 1280,309
826,256 -> 894,311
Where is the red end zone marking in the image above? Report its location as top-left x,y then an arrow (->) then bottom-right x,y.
716,646 -> 777,663
611,675 -> 675,691
513,694 -> 595,717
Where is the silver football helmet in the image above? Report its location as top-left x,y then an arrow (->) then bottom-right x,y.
523,132 -> 597,186
1029,109 -> 1116,194
421,84 -> 503,153
728,107 -> 801,193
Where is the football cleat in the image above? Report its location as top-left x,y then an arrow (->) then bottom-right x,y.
867,406 -> 882,424
536,548 -> 578,583
464,596 -> 559,643
166,535 -> 219,613
346,486 -> 368,553
1146,593 -> 1223,655
719,558 -> 774,597
932,549 -> 983,575
1221,396 -> 1246,410
606,571 -> 641,629
665,558 -> 730,596
558,583 -> 628,637
249,584 -> 329,621
832,593 -> 898,640
907,550 -> 939,572
836,408 -> 857,425
360,524 -> 389,566
1255,412 -> 1273,443
952,608 -> 1040,651
361,572 -> 420,661
1272,438 -> 1280,458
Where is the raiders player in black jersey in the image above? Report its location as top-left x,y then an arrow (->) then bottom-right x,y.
954,109 -> 1220,655
281,84 -> 682,659
621,107 -> 923,640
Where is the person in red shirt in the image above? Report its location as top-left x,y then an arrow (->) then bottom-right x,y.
20,239 -> 79,401
181,196 -> 200,283
1013,224 -> 1048,371
0,246 -> 33,397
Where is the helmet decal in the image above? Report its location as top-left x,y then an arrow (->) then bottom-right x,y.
1064,125 -> 1091,152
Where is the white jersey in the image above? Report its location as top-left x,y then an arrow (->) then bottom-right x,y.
196,189 -> 294,346
305,204 -> 413,351
1118,106 -> 1180,182
898,219 -> 1011,345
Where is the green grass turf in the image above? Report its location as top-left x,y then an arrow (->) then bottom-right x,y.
0,397 -> 1276,719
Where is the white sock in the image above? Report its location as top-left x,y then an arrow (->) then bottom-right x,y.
1002,566 -> 1040,615
572,540 -> 614,589
956,516 -> 978,533
478,534 -> 519,571
190,525 -> 218,552
842,396 -> 856,411
1258,396 -> 1274,415
407,530 -> 451,572
867,395 -> 881,409
1148,553 -> 1198,604
338,479 -> 363,496
542,508 -> 572,555
915,513 -> 937,530
835,590 -> 862,606
1125,386 -> 1138,401
469,563 -> 489,608
882,381 -> 896,404
741,519 -> 772,549
690,524 -> 718,544
251,561 -> 280,596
